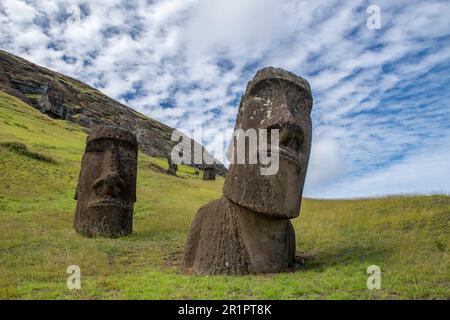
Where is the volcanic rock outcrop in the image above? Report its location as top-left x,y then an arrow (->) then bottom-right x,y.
0,50 -> 226,175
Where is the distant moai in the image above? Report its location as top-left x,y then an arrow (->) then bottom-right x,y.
183,67 -> 313,274
167,154 -> 178,176
202,164 -> 216,180
73,125 -> 138,238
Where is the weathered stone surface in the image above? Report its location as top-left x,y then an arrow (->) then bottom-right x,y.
0,50 -> 227,176
202,164 -> 216,180
37,83 -> 71,119
167,155 -> 178,176
183,197 -> 296,274
73,125 -> 138,238
183,67 -> 313,274
223,67 -> 312,219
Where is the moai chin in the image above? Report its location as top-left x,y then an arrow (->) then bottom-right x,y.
73,125 -> 138,238
202,164 -> 216,180
183,67 -> 313,274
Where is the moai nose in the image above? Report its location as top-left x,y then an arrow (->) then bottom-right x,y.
93,172 -> 125,197
92,144 -> 125,197
279,124 -> 303,152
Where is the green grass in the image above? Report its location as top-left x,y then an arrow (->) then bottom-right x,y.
0,90 -> 449,299
24,94 -> 41,105
1,142 -> 57,164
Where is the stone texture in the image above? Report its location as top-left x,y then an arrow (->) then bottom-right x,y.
183,67 -> 313,274
202,164 -> 216,180
73,125 -> 138,238
183,197 -> 296,274
223,67 -> 312,219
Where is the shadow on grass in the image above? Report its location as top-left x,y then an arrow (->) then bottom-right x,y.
297,245 -> 390,272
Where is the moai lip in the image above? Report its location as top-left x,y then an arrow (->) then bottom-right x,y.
73,125 -> 138,238
183,67 -> 313,274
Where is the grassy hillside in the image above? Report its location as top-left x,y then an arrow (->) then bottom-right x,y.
0,90 -> 449,299
0,50 -> 227,174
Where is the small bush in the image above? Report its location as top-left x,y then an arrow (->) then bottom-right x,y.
434,239 -> 446,252
0,141 -> 57,164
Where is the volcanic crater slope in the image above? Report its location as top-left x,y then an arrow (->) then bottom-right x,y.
0,50 -> 226,174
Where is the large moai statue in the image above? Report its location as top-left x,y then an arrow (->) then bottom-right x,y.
73,126 -> 138,238
183,67 -> 313,274
202,164 -> 216,180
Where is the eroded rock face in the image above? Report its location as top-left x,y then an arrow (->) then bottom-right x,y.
0,50 -> 227,176
202,164 -> 216,180
183,67 -> 313,274
37,83 -> 70,119
73,126 -> 138,238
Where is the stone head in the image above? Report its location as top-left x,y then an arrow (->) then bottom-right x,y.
203,164 -> 216,180
74,125 -> 138,237
223,67 -> 313,219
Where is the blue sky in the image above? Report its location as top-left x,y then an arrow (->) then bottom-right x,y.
1,0 -> 449,198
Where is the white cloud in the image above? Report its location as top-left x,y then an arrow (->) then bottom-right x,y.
305,135 -> 346,192
183,0 -> 287,61
317,139 -> 450,198
2,0 -> 36,24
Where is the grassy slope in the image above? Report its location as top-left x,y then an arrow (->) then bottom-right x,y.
0,90 -> 449,299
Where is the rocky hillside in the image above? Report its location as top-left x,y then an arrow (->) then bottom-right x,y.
0,50 -> 226,174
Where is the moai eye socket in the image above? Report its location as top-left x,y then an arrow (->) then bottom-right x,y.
86,139 -> 106,153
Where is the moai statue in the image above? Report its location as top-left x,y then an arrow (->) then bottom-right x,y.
202,164 -> 216,180
167,154 -> 178,176
183,67 -> 313,274
73,125 -> 138,238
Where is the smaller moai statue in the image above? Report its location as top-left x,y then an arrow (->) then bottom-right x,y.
73,125 -> 138,238
167,155 -> 178,176
202,164 -> 216,180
